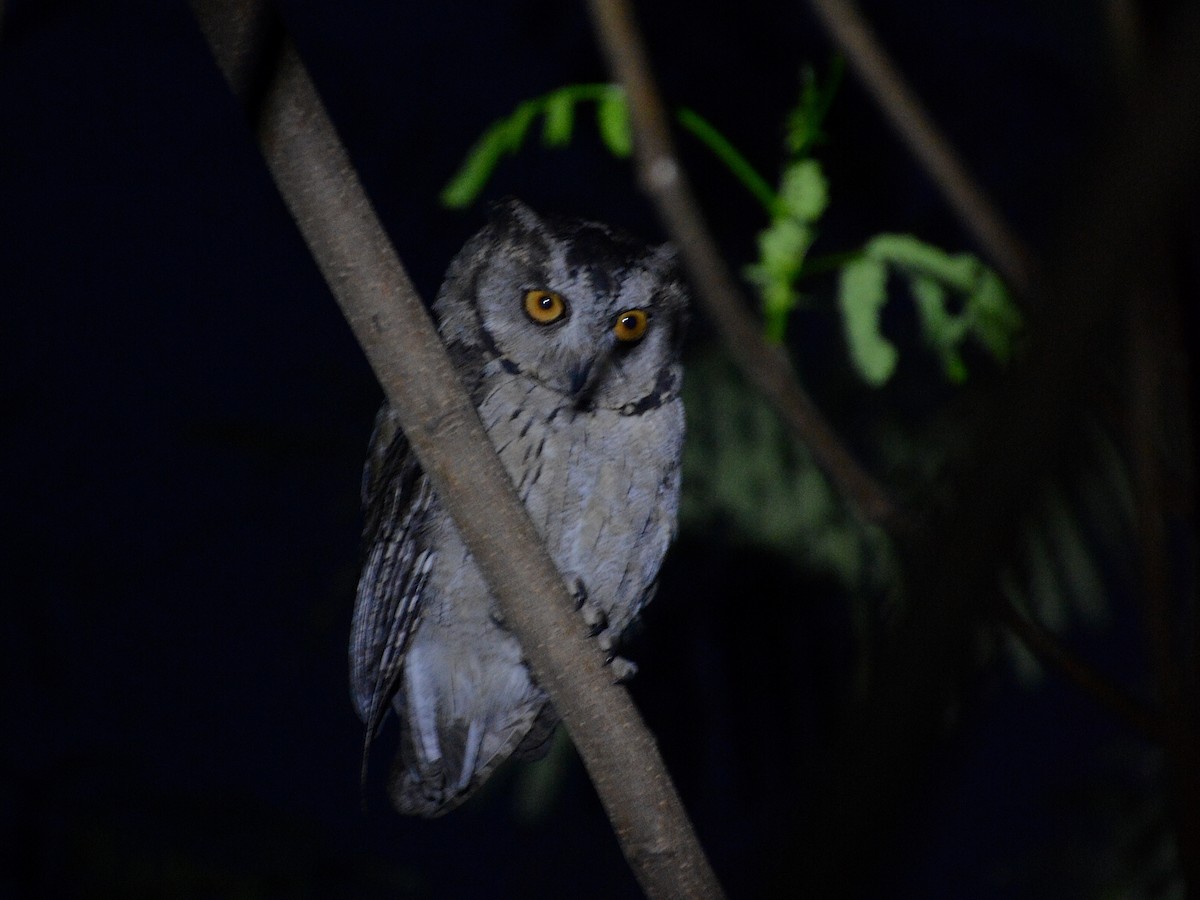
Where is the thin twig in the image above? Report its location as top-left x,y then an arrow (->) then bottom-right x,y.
994,598 -> 1162,742
584,0 -> 897,527
806,0 -> 1035,294
187,3 -> 724,897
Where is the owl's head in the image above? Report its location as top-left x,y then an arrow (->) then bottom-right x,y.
434,200 -> 688,411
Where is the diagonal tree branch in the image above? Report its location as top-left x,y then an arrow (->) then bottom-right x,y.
806,0 -> 1036,293
187,2 -> 724,897
584,0 -> 897,528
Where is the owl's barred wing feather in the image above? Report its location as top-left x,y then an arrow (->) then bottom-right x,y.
351,405 -> 434,746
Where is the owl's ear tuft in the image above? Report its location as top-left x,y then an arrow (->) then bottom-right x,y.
648,241 -> 679,272
489,197 -> 547,237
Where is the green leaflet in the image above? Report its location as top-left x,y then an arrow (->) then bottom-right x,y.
909,274 -> 969,384
439,85 -> 621,208
596,89 -> 632,158
440,120 -> 515,209
541,90 -> 574,147
779,159 -> 828,223
838,256 -> 897,387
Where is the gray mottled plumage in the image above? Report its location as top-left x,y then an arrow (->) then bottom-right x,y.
350,200 -> 688,816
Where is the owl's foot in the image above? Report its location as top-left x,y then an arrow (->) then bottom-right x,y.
566,574 -> 637,682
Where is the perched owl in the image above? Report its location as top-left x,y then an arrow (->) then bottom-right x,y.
350,199 -> 688,816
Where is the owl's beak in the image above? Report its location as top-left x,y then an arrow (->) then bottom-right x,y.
569,338 -> 617,406
569,357 -> 603,399
569,361 -> 595,397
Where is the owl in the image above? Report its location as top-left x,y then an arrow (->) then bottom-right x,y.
350,199 -> 688,816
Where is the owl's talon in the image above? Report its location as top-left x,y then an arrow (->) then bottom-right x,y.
580,600 -> 608,635
608,655 -> 639,683
569,576 -> 589,610
596,626 -> 617,653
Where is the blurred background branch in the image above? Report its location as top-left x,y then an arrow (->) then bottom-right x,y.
806,0 -> 1035,294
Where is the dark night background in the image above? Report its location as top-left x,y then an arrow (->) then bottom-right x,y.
1,1 -> 1189,897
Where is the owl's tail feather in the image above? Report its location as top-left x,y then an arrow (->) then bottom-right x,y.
389,707 -> 547,817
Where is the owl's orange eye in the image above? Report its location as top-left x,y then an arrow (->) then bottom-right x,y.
523,290 -> 567,324
613,308 -> 649,342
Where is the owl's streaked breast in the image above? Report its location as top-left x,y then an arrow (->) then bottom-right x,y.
475,362 -> 684,635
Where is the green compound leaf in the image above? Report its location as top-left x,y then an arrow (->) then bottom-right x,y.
779,158 -> 829,223
838,255 -> 897,386
541,90 -> 575,147
596,89 -> 632,158
852,233 -> 1022,385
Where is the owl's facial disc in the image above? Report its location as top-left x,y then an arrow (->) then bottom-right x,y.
438,206 -> 685,412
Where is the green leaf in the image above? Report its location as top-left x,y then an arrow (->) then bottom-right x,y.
505,99 -> 539,148
440,120 -> 514,208
779,159 -> 829,223
757,217 -> 810,276
786,57 -> 843,156
761,280 -> 798,344
966,269 -> 1022,362
838,256 -> 897,386
541,90 -> 575,147
866,234 -> 978,290
596,89 -> 632,157
909,274 -> 969,383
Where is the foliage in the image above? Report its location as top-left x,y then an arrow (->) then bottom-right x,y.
441,84 -> 631,209
838,234 -> 1021,386
678,350 -> 894,594
440,73 -> 1022,388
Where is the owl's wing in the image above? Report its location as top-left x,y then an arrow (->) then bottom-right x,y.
350,404 -> 435,755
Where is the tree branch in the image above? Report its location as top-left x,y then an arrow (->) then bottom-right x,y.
584,0 -> 897,528
806,0 -> 1036,293
586,0 -> 1162,752
186,2 -> 724,897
